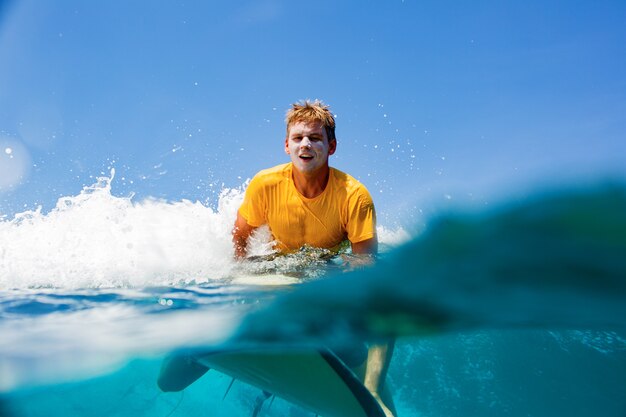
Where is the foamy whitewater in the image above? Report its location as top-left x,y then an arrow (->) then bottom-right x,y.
0,170 -> 409,289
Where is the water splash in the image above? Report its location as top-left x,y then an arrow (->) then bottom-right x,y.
0,171 -> 408,289
0,171 -> 240,288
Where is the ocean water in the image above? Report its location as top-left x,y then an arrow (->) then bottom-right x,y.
1,174 -> 625,417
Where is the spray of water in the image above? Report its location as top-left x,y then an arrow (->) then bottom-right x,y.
0,170 -> 240,288
0,171 -> 408,289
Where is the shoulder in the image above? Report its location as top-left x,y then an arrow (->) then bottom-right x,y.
330,167 -> 375,209
249,163 -> 291,188
331,167 -> 372,198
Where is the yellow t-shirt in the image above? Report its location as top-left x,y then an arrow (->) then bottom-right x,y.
239,163 -> 376,252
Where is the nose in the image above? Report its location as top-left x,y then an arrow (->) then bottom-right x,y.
301,137 -> 312,148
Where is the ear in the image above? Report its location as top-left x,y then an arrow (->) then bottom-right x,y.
328,139 -> 337,156
285,137 -> 290,154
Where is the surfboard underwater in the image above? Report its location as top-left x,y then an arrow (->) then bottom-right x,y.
197,348 -> 386,417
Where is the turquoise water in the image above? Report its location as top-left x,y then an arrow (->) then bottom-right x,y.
1,182 -> 626,416
3,330 -> 624,417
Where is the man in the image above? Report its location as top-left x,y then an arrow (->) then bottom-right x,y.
232,99 -> 377,257
232,99 -> 395,416
159,100 -> 395,416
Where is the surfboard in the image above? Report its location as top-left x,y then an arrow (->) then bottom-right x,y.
229,273 -> 301,286
197,348 -> 386,417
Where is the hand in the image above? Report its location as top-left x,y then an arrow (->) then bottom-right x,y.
339,253 -> 375,271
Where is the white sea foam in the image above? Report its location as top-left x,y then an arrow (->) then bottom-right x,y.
0,171 -> 409,289
0,170 -> 240,288
378,225 -> 411,247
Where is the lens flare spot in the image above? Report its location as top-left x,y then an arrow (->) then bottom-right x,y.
0,139 -> 31,191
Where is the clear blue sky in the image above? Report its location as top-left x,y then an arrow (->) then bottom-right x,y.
1,1 -> 625,227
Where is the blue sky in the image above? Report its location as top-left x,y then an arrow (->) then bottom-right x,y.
1,0 -> 625,227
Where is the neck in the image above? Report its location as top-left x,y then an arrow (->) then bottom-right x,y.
291,165 -> 330,199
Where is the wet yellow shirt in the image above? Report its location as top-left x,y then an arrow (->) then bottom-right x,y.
239,163 -> 376,252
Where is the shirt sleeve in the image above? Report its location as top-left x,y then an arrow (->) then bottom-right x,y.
238,175 -> 267,227
346,187 -> 377,243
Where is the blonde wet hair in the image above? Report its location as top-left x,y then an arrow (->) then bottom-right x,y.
285,99 -> 336,143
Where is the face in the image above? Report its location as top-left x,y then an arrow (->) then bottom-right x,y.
285,121 -> 336,175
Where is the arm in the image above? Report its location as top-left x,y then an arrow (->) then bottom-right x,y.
344,237 -> 378,269
351,236 -> 378,255
354,238 -> 386,395
355,238 -> 392,414
348,186 -> 377,257
232,210 -> 257,259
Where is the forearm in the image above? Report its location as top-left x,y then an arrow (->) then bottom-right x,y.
232,211 -> 255,259
232,234 -> 248,259
351,236 -> 378,255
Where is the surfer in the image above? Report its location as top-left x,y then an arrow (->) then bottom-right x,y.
231,99 -> 396,416
158,100 -> 395,416
232,99 -> 377,258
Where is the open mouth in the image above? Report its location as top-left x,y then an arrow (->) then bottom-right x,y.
299,154 -> 314,160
